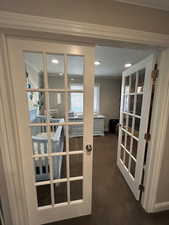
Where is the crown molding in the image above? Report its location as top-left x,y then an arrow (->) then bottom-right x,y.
0,10 -> 169,47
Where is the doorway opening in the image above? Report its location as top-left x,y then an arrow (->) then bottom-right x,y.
5,37 -> 169,225
43,45 -> 169,225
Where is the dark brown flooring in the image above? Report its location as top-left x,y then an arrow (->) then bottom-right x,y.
47,134 -> 169,225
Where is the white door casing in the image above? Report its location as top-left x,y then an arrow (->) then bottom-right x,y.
117,55 -> 156,200
7,37 -> 94,225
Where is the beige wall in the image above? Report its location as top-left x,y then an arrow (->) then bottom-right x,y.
1,0 -> 169,35
156,116 -> 169,203
95,77 -> 121,131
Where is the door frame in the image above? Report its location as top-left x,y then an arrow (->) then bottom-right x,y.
141,49 -> 169,212
0,11 -> 169,225
0,10 -> 169,47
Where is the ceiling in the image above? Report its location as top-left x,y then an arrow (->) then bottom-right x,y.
95,46 -> 158,77
114,0 -> 169,11
25,46 -> 158,78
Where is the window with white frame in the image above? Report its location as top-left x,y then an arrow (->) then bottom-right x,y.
70,84 -> 100,113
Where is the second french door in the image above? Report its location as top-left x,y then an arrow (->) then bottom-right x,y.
117,55 -> 156,200
7,38 -> 94,225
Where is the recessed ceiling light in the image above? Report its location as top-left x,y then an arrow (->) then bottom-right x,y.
59,72 -> 63,76
52,59 -> 59,64
71,78 -> 74,81
94,61 -> 101,66
124,63 -> 132,68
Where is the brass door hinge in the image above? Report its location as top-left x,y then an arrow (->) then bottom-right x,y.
151,64 -> 159,82
144,133 -> 151,141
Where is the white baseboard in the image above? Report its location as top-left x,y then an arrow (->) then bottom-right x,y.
153,202 -> 169,212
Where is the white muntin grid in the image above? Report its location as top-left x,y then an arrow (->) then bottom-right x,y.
120,69 -> 145,179
25,52 -> 85,208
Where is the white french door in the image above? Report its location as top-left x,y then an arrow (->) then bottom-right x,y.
7,38 -> 94,225
117,55 -> 156,200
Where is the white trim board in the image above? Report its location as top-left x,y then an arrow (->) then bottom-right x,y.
0,34 -> 29,225
0,10 -> 169,47
153,202 -> 169,213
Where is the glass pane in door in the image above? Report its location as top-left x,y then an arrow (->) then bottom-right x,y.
54,182 -> 67,204
122,113 -> 127,129
137,69 -> 145,93
134,118 -> 140,138
47,54 -> 65,89
24,52 -> 44,89
121,130 -> 125,146
126,134 -> 131,151
124,76 -> 130,94
27,92 -> 47,123
68,55 -> 84,89
69,126 -> 83,151
123,95 -> 129,113
19,39 -> 90,218
70,180 -> 83,201
36,184 -> 51,207
128,116 -> 133,133
68,93 -> 84,121
48,92 -> 65,121
31,126 -> 48,155
52,155 -> 67,180
129,95 -> 135,114
69,154 -> 83,177
131,138 -> 138,159
120,146 -> 125,161
124,152 -> 129,168
130,73 -> 136,93
50,125 -> 66,153
130,158 -> 136,178
33,157 -> 50,182
136,95 -> 143,115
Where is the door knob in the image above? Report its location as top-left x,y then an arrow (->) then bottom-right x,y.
86,144 -> 92,152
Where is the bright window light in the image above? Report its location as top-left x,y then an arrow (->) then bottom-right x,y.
124,63 -> 132,68
52,59 -> 59,64
94,61 -> 101,66
70,84 -> 100,113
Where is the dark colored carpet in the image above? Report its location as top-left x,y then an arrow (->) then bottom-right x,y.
46,134 -> 169,225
